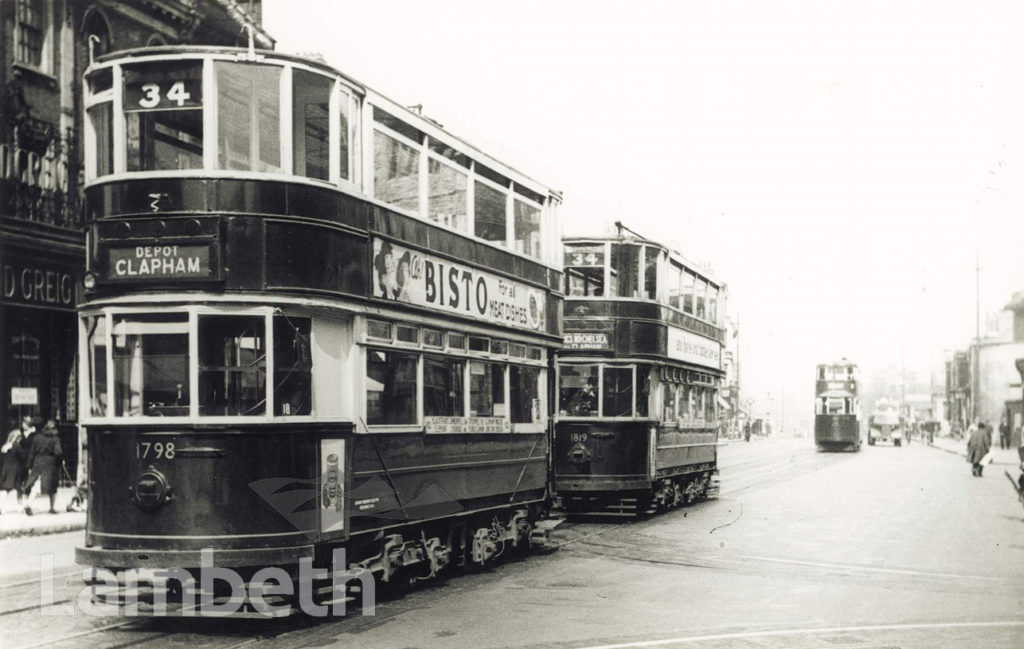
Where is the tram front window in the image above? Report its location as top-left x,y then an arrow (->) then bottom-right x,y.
123,61 -> 203,172
85,316 -> 108,417
559,365 -> 598,416
603,367 -> 633,417
198,315 -> 266,416
112,314 -> 190,417
216,62 -> 281,172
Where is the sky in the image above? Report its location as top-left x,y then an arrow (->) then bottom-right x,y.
262,0 -> 1024,431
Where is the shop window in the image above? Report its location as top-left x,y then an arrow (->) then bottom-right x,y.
198,315 -> 266,416
366,349 -> 417,424
424,355 -> 464,417
559,364 -> 598,416
510,365 -> 540,424
428,158 -> 468,231
216,61 -> 281,172
113,314 -> 190,417
292,69 -> 331,181
602,367 -> 633,417
470,361 -> 504,417
374,130 -> 420,213
474,181 -> 507,245
273,316 -> 311,416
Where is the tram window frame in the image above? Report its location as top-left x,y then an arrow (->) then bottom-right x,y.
643,246 -> 659,301
470,360 -> 506,417
681,270 -> 695,314
292,67 -> 332,181
603,366 -> 634,418
559,364 -> 599,417
826,397 -> 846,415
423,354 -> 465,417
514,197 -> 543,259
214,61 -> 281,173
694,277 -> 707,320
123,60 -> 205,173
84,314 -> 109,417
373,127 -> 421,214
610,244 -> 641,298
510,365 -> 540,424
667,261 -> 682,309
427,154 -> 469,232
197,314 -> 267,417
272,315 -> 312,416
474,176 -> 508,246
366,348 -> 419,425
111,313 -> 191,418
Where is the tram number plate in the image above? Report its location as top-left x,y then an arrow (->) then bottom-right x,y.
569,432 -> 588,443
137,439 -> 177,460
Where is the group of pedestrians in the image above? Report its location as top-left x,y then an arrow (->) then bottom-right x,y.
0,416 -> 63,515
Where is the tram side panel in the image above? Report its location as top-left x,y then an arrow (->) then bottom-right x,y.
552,421 -> 653,493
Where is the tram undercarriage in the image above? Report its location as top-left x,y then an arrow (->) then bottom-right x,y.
559,469 -> 718,517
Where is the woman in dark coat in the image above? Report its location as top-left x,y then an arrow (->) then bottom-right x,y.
22,419 -> 62,515
966,422 -> 991,477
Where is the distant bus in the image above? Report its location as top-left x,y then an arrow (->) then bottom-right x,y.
814,361 -> 861,451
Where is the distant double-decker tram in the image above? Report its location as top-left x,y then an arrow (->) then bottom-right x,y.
813,361 -> 861,451
553,233 -> 725,516
76,46 -> 563,616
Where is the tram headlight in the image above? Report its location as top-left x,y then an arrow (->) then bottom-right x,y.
83,272 -> 97,290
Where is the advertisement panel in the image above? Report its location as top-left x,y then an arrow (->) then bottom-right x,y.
371,238 -> 546,333
666,326 -> 721,370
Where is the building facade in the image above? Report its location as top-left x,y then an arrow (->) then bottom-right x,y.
1,0 -> 272,477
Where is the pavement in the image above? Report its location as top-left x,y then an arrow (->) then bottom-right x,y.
0,487 -> 86,539
926,432 -> 1024,468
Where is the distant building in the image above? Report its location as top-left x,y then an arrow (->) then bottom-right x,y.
948,290 -> 1024,446
1,0 -> 272,477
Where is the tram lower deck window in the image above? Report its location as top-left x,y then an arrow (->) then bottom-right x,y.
559,365 -> 598,416
198,315 -> 266,416
510,366 -> 540,423
367,350 -> 417,425
111,314 -> 189,417
424,356 -> 464,417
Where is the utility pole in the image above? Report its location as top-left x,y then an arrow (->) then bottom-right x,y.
972,248 -> 980,423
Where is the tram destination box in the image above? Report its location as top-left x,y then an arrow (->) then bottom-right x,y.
102,240 -> 221,282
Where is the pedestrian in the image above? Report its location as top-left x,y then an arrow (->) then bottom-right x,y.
0,420 -> 28,513
967,422 -> 991,477
999,417 -> 1010,451
22,419 -> 62,515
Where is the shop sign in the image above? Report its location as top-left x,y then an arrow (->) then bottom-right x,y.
10,387 -> 38,405
564,332 -> 611,351
2,261 -> 76,308
371,238 -> 546,333
667,326 -> 721,370
108,245 -> 212,279
424,416 -> 511,434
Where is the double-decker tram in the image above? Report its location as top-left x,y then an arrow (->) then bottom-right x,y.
553,228 -> 725,515
76,45 -> 563,615
813,360 -> 861,451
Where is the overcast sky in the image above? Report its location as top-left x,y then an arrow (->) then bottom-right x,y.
263,0 -> 1024,429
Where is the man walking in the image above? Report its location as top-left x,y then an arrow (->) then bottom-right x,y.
998,417 -> 1010,451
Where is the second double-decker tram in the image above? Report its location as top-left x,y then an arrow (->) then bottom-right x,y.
554,231 -> 725,515
814,361 -> 861,451
76,45 -> 562,614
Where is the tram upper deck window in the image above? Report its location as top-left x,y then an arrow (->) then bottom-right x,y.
681,271 -> 695,314
123,61 -> 203,171
644,246 -> 659,300
610,244 -> 640,298
111,314 -> 190,417
708,285 -> 719,324
198,315 -> 266,416
292,69 -> 331,181
428,157 -> 468,231
694,277 -> 707,320
514,199 -> 541,258
474,180 -> 507,245
374,130 -> 420,213
88,102 -> 113,177
564,244 -> 605,296
216,62 -> 281,172
559,364 -> 598,416
668,262 -> 682,308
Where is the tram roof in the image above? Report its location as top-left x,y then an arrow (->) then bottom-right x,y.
91,46 -> 561,201
563,234 -> 723,286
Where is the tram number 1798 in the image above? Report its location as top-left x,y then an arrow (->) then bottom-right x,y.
137,440 -> 176,460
